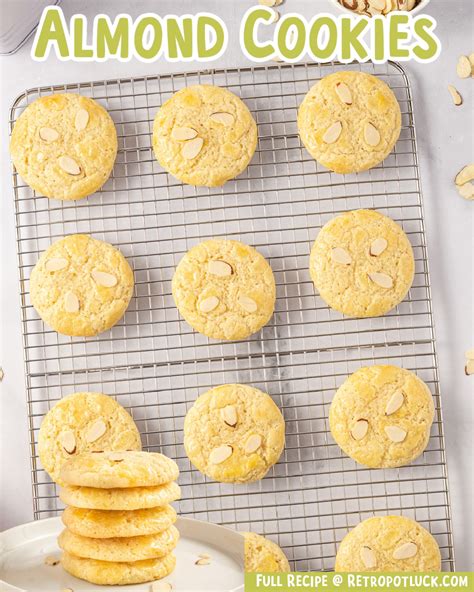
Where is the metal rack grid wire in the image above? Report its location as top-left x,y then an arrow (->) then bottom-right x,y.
10,60 -> 455,572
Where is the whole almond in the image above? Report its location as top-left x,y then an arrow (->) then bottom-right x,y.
209,445 -> 233,464
385,391 -> 405,415
448,85 -> 463,106
221,405 -> 238,427
85,419 -> 107,443
209,112 -> 235,126
59,430 -> 76,454
172,126 -> 198,141
208,260 -> 233,277
370,238 -> 388,257
64,291 -> 79,313
45,257 -> 68,272
75,108 -> 90,131
384,425 -> 407,443
39,127 -> 59,142
351,419 -> 369,441
182,137 -> 203,160
244,434 -> 262,454
323,121 -> 342,144
360,546 -> 377,569
238,295 -> 258,313
91,270 -> 118,287
368,272 -> 394,289
456,55 -> 472,79
364,122 -> 381,147
331,247 -> 352,265
335,82 -> 353,105
58,156 -> 81,176
393,542 -> 418,560
199,296 -> 219,313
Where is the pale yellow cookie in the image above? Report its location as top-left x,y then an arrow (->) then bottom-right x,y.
298,71 -> 401,174
10,93 -> 117,200
60,450 -> 179,489
62,504 -> 177,538
329,365 -> 434,468
244,532 -> 291,572
59,481 -> 181,511
310,210 -> 414,318
172,239 -> 276,340
30,234 -> 134,336
58,525 -> 179,562
335,516 -> 441,572
38,392 -> 141,485
153,84 -> 257,186
61,551 -> 176,585
184,384 -> 285,483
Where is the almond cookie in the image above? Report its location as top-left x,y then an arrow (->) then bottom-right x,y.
38,392 -> 141,485
335,516 -> 441,572
310,209 -> 414,318
61,551 -> 176,585
62,504 -> 177,538
329,365 -> 434,468
172,239 -> 275,340
30,234 -> 134,336
298,71 -> 401,174
244,532 -> 291,572
152,85 -> 257,186
58,525 -> 179,561
59,481 -> 181,510
184,384 -> 285,483
10,93 -> 117,200
60,450 -> 179,489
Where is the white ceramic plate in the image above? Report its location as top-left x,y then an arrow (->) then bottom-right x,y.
0,517 -> 244,592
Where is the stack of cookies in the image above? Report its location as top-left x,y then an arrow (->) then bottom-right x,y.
57,451 -> 181,586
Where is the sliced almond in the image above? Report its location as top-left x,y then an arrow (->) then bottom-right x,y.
385,391 -> 405,415
182,137 -> 204,160
393,542 -> 418,560
364,122 -> 381,147
44,555 -> 60,566
384,425 -> 407,443
465,359 -> 474,376
39,127 -> 59,142
58,155 -> 81,176
91,270 -> 118,288
270,9 -> 280,22
108,452 -> 126,462
244,434 -> 262,454
198,553 -> 211,559
209,112 -> 235,126
64,291 -> 79,313
238,295 -> 258,313
171,126 -> 198,141
335,82 -> 353,105
195,558 -> 211,566
465,349 -> 474,360
45,257 -> 68,272
0,368 -> 3,382
455,164 -> 474,186
458,182 -> 474,200
258,0 -> 277,5
470,52 -> 474,76
208,260 -> 233,277
75,108 -> 90,131
59,430 -> 76,454
151,582 -> 173,592
323,121 -> 342,144
368,272 -> 394,289
221,405 -> 238,428
351,419 -> 369,441
360,546 -> 377,569
209,445 -> 233,465
371,0 -> 387,9
456,55 -> 472,79
370,238 -> 388,257
199,296 -> 219,313
85,419 -> 107,443
331,247 -> 352,265
448,85 -> 463,106
62,588 -> 74,592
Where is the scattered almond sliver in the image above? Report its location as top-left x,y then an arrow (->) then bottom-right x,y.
151,582 -> 173,592
456,55 -> 472,79
44,555 -> 60,566
448,85 -> 463,106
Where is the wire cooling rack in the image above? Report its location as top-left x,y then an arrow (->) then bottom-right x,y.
10,61 -> 455,571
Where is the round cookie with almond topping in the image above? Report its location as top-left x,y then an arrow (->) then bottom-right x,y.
38,392 -> 141,486
329,365 -> 434,469
184,384 -> 285,483
335,516 -> 441,572
172,239 -> 276,340
30,234 -> 134,336
298,71 -> 401,174
310,209 -> 414,318
10,93 -> 117,200
152,84 -> 257,186
244,532 -> 291,572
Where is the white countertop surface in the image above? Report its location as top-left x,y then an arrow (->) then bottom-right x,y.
0,0 -> 472,570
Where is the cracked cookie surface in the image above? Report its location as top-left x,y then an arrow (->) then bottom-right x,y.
152,84 -> 257,186
310,209 -> 414,318
244,532 -> 291,572
30,234 -> 134,336
10,93 -> 117,200
184,384 -> 285,483
172,239 -> 276,340
329,365 -> 434,468
298,71 -> 401,174
335,516 -> 441,572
